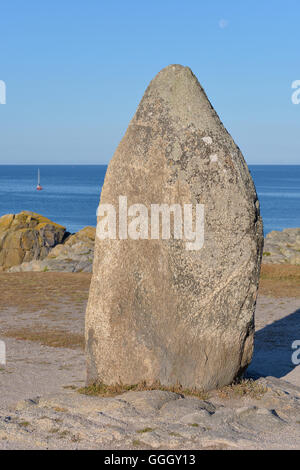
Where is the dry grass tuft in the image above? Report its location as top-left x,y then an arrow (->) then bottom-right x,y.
52,407 -> 68,413
77,380 -> 209,400
132,439 -> 143,447
217,379 -> 267,400
136,427 -> 155,433
18,420 -> 31,428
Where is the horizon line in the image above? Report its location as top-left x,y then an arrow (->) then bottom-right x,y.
0,163 -> 300,166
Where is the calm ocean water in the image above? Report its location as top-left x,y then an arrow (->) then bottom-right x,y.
0,165 -> 299,235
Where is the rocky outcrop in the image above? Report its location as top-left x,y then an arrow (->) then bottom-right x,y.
0,211 -> 66,271
85,65 -> 263,391
1,376 -> 300,449
9,226 -> 95,273
263,228 -> 300,265
6,223 -> 300,273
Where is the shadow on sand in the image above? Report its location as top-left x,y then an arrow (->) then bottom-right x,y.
247,307 -> 300,379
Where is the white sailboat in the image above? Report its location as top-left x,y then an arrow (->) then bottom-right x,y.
36,168 -> 43,191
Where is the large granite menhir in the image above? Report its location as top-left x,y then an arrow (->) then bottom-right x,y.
85,65 -> 263,391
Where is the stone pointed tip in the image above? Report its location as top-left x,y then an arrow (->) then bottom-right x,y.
159,64 -> 188,72
138,64 -> 213,132
153,64 -> 195,81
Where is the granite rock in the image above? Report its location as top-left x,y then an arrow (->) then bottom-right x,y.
85,65 -> 263,390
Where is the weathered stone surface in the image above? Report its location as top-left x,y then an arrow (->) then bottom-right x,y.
85,64 -> 263,390
0,211 -> 66,270
1,377 -> 300,449
263,228 -> 300,264
9,226 -> 95,273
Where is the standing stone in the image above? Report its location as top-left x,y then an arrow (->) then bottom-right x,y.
85,65 -> 263,391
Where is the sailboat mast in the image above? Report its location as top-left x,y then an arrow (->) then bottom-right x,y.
36,167 -> 43,190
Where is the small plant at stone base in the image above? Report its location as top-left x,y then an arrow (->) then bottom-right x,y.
217,379 -> 267,400
77,380 -> 210,400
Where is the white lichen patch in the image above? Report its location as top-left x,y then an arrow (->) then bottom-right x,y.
202,136 -> 212,145
172,141 -> 182,161
209,154 -> 218,163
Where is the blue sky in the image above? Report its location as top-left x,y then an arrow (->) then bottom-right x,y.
0,0 -> 299,164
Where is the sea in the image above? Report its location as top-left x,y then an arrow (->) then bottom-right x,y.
0,165 -> 299,235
